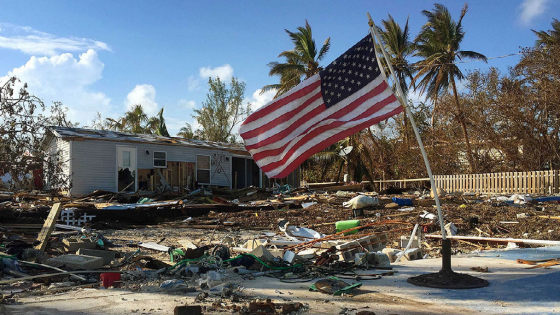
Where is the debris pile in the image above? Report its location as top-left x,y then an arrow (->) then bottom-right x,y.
2,183 -> 560,313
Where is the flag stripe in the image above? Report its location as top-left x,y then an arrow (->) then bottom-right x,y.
244,76 -> 388,150
269,106 -> 403,178
255,93 -> 399,172
240,92 -> 323,139
241,75 -> 321,126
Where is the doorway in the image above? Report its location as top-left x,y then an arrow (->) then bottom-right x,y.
117,146 -> 137,192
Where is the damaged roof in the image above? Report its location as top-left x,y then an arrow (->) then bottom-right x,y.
49,126 -> 250,155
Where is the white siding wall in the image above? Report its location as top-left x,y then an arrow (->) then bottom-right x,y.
70,139 -> 233,196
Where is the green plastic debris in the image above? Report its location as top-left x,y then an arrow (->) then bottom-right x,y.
309,277 -> 362,296
335,220 -> 360,235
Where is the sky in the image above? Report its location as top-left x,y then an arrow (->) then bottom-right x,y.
0,0 -> 558,135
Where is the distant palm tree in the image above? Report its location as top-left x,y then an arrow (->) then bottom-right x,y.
377,15 -> 416,142
177,123 -> 197,139
413,3 -> 487,172
532,18 -> 560,48
377,15 -> 415,96
124,105 -> 149,134
146,108 -> 170,136
262,20 -> 330,98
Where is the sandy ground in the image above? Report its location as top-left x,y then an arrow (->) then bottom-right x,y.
3,253 -> 559,315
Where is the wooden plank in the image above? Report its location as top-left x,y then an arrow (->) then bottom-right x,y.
35,203 -> 63,252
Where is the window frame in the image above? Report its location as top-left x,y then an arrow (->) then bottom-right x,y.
196,154 -> 211,185
153,151 -> 167,168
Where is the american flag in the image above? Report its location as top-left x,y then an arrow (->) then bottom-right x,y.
239,34 -> 403,178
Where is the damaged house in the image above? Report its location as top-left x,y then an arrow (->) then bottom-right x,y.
43,127 -> 300,196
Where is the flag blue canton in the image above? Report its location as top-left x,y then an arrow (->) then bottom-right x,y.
319,35 -> 381,109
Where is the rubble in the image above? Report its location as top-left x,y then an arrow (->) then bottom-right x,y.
2,183 -> 560,314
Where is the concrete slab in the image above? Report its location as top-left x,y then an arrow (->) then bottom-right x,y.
5,249 -> 559,314
46,254 -> 103,270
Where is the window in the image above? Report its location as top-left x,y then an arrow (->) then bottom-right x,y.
153,151 -> 167,168
196,155 -> 210,184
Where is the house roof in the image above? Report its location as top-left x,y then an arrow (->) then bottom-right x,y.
49,126 -> 251,156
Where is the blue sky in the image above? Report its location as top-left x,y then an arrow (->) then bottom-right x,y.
0,0 -> 558,135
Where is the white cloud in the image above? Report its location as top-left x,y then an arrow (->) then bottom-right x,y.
0,23 -> 110,56
178,99 -> 196,109
519,0 -> 549,25
125,84 -> 158,116
245,88 -> 276,111
1,49 -> 112,124
199,64 -> 234,82
187,75 -> 199,91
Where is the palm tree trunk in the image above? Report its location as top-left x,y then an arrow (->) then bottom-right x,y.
451,78 -> 476,172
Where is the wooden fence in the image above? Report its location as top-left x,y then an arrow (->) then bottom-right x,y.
434,170 -> 560,195
371,170 -> 560,195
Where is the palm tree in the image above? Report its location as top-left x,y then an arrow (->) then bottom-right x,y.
378,15 -> 416,96
532,18 -> 560,48
377,15 -> 416,142
261,20 -> 330,98
124,105 -> 149,134
413,3 -> 487,172
177,123 -> 197,139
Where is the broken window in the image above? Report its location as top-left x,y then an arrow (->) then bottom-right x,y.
196,155 -> 210,184
153,151 -> 167,168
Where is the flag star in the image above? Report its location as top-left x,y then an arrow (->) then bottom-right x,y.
375,67 -> 379,71
366,57 -> 369,61
366,74 -> 370,79
344,78 -> 349,82
342,69 -> 346,73
330,91 -> 334,96
343,62 -> 347,66
334,84 -> 338,88
368,66 -> 372,70
357,81 -> 361,86
327,99 -> 331,103
352,62 -> 356,66
358,63 -> 362,67
338,76 -> 342,80
348,70 -> 352,74
348,87 -> 352,91
351,79 -> 355,84
337,93 -> 341,97
328,83 -> 332,87
328,68 -> 333,72
333,61 -> 337,65
343,55 -> 347,59
360,73 -> 364,77
341,85 -> 345,90
363,65 -> 367,69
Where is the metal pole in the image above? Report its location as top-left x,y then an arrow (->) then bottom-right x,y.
367,13 -> 446,240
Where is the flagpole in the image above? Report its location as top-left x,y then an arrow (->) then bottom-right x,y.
366,13 -> 488,289
366,13 -> 447,240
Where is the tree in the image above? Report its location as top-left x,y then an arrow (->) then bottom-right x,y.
190,77 -> 251,143
0,77 -> 75,192
413,3 -> 487,172
377,15 -> 416,142
176,123 -> 199,139
377,15 -> 416,96
532,18 -> 560,48
262,20 -> 330,98
105,105 -> 170,136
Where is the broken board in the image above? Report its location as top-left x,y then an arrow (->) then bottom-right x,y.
35,202 -> 63,251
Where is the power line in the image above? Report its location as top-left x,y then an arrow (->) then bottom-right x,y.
410,52 -> 523,68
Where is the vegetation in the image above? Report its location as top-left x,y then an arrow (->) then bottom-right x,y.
262,20 -> 330,98
187,77 -> 251,143
0,77 -> 75,191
